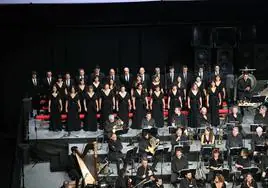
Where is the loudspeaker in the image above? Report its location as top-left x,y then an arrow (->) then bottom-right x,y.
217,48 -> 234,75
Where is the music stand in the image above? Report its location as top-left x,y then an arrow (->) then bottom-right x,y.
174,144 -> 190,155
201,145 -> 214,162
179,169 -> 196,179
126,147 -> 138,174
155,145 -> 169,177
255,145 -> 267,154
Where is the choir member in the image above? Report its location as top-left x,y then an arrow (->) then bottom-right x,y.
77,79 -> 86,113
107,68 -> 120,85
150,84 -> 165,127
120,67 -> 133,93
254,105 -> 268,125
176,76 -> 187,102
116,85 -> 131,127
241,173 -> 258,188
42,70 -> 55,95
166,65 -> 178,90
99,83 -> 115,126
48,85 -> 63,131
188,83 -> 202,128
141,111 -> 156,129
139,67 -> 150,89
75,68 -> 88,85
237,72 -> 252,101
28,71 -> 41,111
195,76 -> 207,102
211,174 -> 226,188
235,148 -> 251,170
64,72 -> 74,91
179,170 -> 197,188
65,86 -> 81,134
215,75 -> 226,101
180,65 -> 193,93
108,133 -> 128,174
136,158 -> 156,187
90,65 -> 105,84
201,127 -> 215,145
211,65 -> 224,81
92,76 -> 102,97
83,85 -> 98,132
171,127 -> 188,150
131,83 -> 148,129
208,149 -> 224,183
261,149 -> 268,180
171,107 -> 187,127
131,74 -> 145,96
109,78 -> 118,95
171,147 -> 189,186
55,75 -> 66,100
138,131 -> 160,172
152,67 -> 164,86
225,126 -> 243,150
200,107 -> 211,126
207,80 -> 221,127
168,85 -> 183,126
196,65 -> 208,86
226,106 -> 243,124
150,75 -> 164,95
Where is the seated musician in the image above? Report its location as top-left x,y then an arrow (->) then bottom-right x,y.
179,170 -> 197,188
152,178 -> 164,188
141,111 -> 156,129
201,127 -> 215,146
235,148 -> 251,170
171,127 -> 189,150
136,158 -> 156,188
171,146 -> 189,187
208,149 -> 224,182
225,126 -> 243,151
66,146 -> 82,187
171,107 -> 187,127
138,130 -> 160,172
104,114 -> 123,138
254,105 -> 268,125
108,133 -> 128,174
226,106 -> 243,125
240,173 -> 258,188
251,126 -> 266,160
115,168 -> 132,188
237,72 -> 252,101
200,107 -> 211,126
211,174 -> 226,188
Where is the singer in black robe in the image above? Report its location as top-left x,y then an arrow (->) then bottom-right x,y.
151,87 -> 165,128
207,81 -> 221,127
188,84 -> 202,128
66,88 -> 81,132
83,88 -> 98,132
117,87 -> 131,127
48,87 -> 62,131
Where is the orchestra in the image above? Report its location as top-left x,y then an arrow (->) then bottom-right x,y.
29,65 -> 268,187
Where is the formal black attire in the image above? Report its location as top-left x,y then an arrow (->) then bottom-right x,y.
136,164 -> 154,188
92,82 -> 102,97
140,73 -> 150,89
166,72 -> 178,89
77,85 -> 86,113
49,93 -> 62,131
120,74 -> 133,93
196,81 -> 206,102
240,180 -> 258,188
117,92 -> 130,126
181,72 -> 193,92
168,91 -> 182,126
179,178 -> 197,188
200,114 -> 211,126
237,78 -> 251,100
171,155 -> 189,185
226,113 -> 243,124
132,90 -> 147,129
215,81 -> 225,100
207,87 -> 220,126
66,94 -> 81,131
141,118 -> 156,129
254,113 -> 268,125
188,90 -> 201,128
100,90 -> 114,125
90,72 -> 105,84
42,77 -> 56,96
55,82 -> 66,100
172,113 -> 187,127
171,134 -> 188,149
64,78 -> 74,91
107,75 -> 121,85
75,75 -> 88,85
28,77 -> 41,110
196,71 -> 208,86
208,157 -> 224,182
251,134 -> 266,151
226,134 -> 243,150
151,92 -> 164,127
84,92 -> 98,131
115,176 -> 129,188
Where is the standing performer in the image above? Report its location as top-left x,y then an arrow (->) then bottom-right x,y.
176,76 -> 187,104
66,86 -> 81,134
99,83 -> 115,127
168,85 -> 183,126
132,83 -> 148,129
188,83 -> 202,128
237,72 -> 252,101
83,85 -> 99,132
215,75 -> 226,101
48,85 -> 63,131
77,79 -> 86,113
207,80 -> 221,127
150,85 -> 165,128
116,85 -> 131,127
92,76 -> 102,97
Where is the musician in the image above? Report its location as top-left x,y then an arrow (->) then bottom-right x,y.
171,127 -> 189,149
120,67 -> 133,93
208,149 -> 224,182
201,127 -> 215,146
171,107 -> 187,128
240,173 -> 258,188
211,174 -> 226,188
237,72 -> 252,101
108,133 -> 128,176
141,111 -> 156,129
235,148 -> 251,170
179,170 -> 197,188
104,114 -> 123,138
171,147 -> 189,186
251,126 -> 266,155
200,107 -> 211,126
226,126 -> 243,150
226,106 -> 243,124
115,168 -> 132,188
152,178 -> 164,188
107,68 -> 121,85
254,105 -> 268,125
136,158 -> 156,188
66,146 -> 82,187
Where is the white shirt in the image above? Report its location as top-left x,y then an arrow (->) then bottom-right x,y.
47,77 -> 51,84
32,78 -> 37,85
125,75 -> 129,81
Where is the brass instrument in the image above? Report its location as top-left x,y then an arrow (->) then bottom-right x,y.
145,136 -> 160,155
112,118 -> 124,133
184,128 -> 194,144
